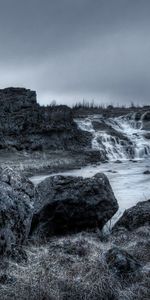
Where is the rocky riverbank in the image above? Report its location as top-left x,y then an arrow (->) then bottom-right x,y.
0,149 -> 103,177
0,87 -> 150,174
0,167 -> 150,300
0,87 -> 108,176
0,87 -> 150,299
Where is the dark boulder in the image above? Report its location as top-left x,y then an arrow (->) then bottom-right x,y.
115,160 -> 122,163
113,200 -> 150,231
82,149 -> 107,163
92,120 -> 109,131
144,133 -> 150,139
106,247 -> 141,275
30,173 -> 118,239
134,111 -> 142,121
0,167 -> 34,257
143,170 -> 150,175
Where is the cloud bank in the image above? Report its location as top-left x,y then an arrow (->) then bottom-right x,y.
0,0 -> 150,106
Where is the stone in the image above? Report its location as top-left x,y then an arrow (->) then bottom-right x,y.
30,173 -> 118,240
143,170 -> 150,175
144,133 -> 150,139
106,247 -> 141,275
142,111 -> 150,130
113,200 -> 150,231
0,167 -> 34,257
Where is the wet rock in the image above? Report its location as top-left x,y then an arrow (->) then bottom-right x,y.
142,111 -> 150,130
83,149 -> 107,162
0,167 -> 34,257
115,160 -> 122,163
130,159 -> 138,163
134,111 -> 142,121
113,200 -> 150,231
144,133 -> 150,139
143,170 -> 150,175
92,120 -> 130,142
106,247 -> 141,275
30,173 -> 118,240
92,120 -> 109,131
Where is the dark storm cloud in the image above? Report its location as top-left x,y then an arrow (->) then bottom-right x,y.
0,0 -> 150,105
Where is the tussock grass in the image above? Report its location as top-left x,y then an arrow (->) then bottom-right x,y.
0,229 -> 150,300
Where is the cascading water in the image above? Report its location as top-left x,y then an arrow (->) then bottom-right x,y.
31,110 -> 150,226
75,112 -> 150,161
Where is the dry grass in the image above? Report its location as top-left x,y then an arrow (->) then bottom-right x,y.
0,228 -> 150,300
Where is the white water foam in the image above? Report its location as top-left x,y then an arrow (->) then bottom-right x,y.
75,112 -> 150,161
30,159 -> 150,224
30,112 -> 150,224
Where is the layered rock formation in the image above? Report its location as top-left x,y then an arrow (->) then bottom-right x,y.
0,87 -> 91,151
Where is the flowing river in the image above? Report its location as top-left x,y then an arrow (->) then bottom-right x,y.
30,112 -> 150,222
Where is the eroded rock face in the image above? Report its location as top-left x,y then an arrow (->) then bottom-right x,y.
0,87 -> 91,151
0,167 -> 34,257
113,200 -> 150,232
30,173 -> 118,240
0,87 -> 37,112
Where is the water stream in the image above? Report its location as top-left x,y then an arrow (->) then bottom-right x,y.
75,112 -> 150,160
30,112 -> 150,222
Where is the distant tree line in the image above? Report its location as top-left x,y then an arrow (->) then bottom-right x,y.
47,98 -> 149,110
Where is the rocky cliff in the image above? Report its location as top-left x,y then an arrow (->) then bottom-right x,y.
0,87 -> 91,151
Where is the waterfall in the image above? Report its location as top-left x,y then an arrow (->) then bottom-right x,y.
75,112 -> 150,161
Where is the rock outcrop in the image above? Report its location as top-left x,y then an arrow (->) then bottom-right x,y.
0,167 -> 34,257
113,200 -> 150,231
30,173 -> 118,240
0,87 -> 91,151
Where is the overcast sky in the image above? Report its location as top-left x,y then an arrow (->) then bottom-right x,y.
0,0 -> 150,106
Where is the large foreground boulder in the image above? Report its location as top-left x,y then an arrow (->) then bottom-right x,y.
0,168 -> 34,256
30,173 -> 118,239
113,200 -> 150,231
